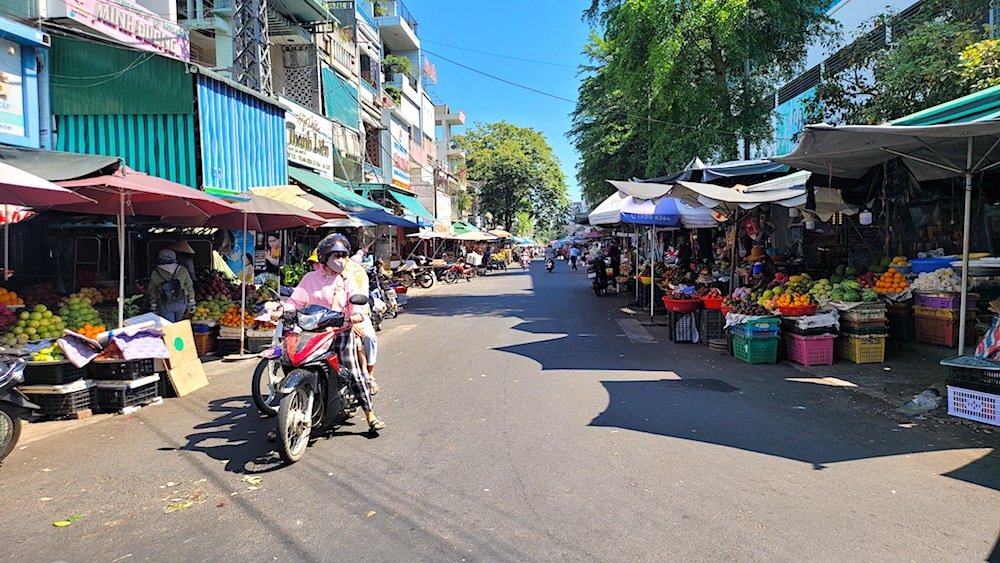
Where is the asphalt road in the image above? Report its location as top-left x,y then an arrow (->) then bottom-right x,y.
3,259 -> 1000,562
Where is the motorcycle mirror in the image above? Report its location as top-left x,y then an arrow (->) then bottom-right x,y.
349,293 -> 369,305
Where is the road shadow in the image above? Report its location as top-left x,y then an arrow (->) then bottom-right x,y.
590,378 -> 1000,489
179,396 -> 280,474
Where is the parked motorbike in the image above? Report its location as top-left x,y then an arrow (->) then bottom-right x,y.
267,294 -> 372,463
588,256 -> 615,296
545,258 -> 555,273
410,255 -> 436,288
0,356 -> 39,463
444,258 -> 477,283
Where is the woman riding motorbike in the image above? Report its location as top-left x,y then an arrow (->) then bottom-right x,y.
275,234 -> 385,431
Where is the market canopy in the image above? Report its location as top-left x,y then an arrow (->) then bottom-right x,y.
620,197 -> 683,227
770,121 -> 1000,181
385,189 -> 435,224
0,161 -> 97,208
488,228 -> 514,238
891,83 -> 1000,125
323,216 -> 375,228
287,166 -> 387,212
588,191 -> 630,225
0,145 -> 119,181
249,185 -> 348,219
353,208 -> 419,228
617,158 -> 790,200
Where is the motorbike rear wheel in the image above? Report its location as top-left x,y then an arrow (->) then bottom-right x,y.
277,384 -> 312,463
417,271 -> 434,288
396,272 -> 415,287
251,358 -> 282,417
444,270 -> 459,284
0,402 -> 21,463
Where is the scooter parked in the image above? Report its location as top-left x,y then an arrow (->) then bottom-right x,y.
444,258 -> 477,283
588,256 -> 615,296
0,356 -> 39,463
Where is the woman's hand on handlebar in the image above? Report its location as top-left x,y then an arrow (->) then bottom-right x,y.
349,313 -> 363,324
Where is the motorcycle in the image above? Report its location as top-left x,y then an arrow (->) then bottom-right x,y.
266,294 -> 373,463
545,258 -> 555,272
588,256 -> 616,296
520,254 -> 531,269
0,356 -> 39,463
410,255 -> 435,288
444,258 -> 477,283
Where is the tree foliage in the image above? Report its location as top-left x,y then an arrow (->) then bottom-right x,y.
460,122 -> 568,240
572,0 -> 833,207
806,0 -> 996,125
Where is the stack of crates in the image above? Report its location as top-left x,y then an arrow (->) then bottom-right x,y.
19,361 -> 93,418
886,301 -> 915,343
698,309 -> 726,345
836,303 -> 888,364
781,316 -> 837,366
913,293 -> 978,347
942,355 -> 1000,426
89,358 -> 160,413
730,317 -> 780,364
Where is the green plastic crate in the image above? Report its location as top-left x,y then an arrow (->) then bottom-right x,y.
732,332 -> 779,364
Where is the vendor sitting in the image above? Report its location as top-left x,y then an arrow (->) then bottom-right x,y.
746,246 -> 777,290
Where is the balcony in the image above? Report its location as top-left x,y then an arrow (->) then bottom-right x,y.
385,72 -> 417,103
374,0 -> 419,52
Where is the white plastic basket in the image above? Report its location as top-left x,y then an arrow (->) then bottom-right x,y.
948,385 -> 1000,426
466,253 -> 483,266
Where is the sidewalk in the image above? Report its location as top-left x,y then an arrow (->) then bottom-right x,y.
618,294 -> 968,423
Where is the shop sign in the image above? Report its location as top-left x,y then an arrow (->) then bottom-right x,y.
389,117 -> 410,190
64,0 -> 190,61
0,40 -> 25,137
774,87 -> 815,156
282,96 -> 334,179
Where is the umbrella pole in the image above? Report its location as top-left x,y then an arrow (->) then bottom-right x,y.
959,138 -> 973,355
118,192 -> 125,328
240,211 -> 247,355
3,205 -> 8,282
650,226 -> 655,321
729,208 -> 741,294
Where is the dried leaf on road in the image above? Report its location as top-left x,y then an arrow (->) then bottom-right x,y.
67,515 -> 85,522
242,476 -> 263,486
366,511 -> 376,517
246,486 -> 260,491
41,468 -> 51,472
166,482 -> 179,487
164,501 -> 194,514
39,497 -> 53,502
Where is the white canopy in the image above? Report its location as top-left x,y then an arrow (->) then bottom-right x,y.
588,191 -> 630,225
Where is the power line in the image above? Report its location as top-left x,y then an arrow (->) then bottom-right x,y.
422,48 -> 580,105
421,39 -> 578,68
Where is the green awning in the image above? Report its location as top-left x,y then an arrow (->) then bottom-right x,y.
452,221 -> 483,234
387,190 -> 435,224
288,167 -> 386,212
892,84 -> 1000,126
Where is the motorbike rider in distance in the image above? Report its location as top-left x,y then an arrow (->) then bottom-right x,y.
274,235 -> 385,431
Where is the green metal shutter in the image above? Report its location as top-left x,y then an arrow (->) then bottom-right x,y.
54,114 -> 198,188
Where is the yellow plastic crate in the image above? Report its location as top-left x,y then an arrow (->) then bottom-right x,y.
912,306 -> 977,321
835,333 -> 886,364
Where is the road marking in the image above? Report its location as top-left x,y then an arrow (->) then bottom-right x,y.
616,318 -> 656,344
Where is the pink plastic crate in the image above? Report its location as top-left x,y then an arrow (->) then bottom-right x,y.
913,293 -> 977,310
784,332 -> 836,366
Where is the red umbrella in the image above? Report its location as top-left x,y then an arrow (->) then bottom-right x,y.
55,167 -> 242,327
0,161 -> 97,208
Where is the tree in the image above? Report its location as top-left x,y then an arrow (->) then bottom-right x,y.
460,122 -> 568,239
572,0 -> 833,207
806,0 -> 995,125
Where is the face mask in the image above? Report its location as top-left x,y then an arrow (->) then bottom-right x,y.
327,256 -> 346,272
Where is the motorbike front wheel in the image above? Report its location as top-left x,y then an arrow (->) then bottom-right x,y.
396,272 -> 415,287
444,270 -> 459,284
0,402 -> 22,463
252,358 -> 282,417
417,272 -> 434,288
277,384 -> 313,463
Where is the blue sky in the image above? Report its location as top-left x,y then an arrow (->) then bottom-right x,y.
405,0 -> 593,203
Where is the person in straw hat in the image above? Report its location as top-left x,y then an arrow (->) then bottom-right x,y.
745,246 -> 776,289
170,240 -> 197,278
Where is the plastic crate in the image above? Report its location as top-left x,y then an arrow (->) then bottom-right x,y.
732,324 -> 780,338
194,330 -> 218,356
699,309 -> 725,345
947,386 -> 1000,426
835,333 -> 886,364
737,317 -> 781,330
910,257 -> 955,274
840,318 -> 888,335
732,332 -> 778,364
89,358 -> 155,381
94,375 -> 160,412
218,337 -> 271,356
887,314 -> 915,342
785,333 -> 836,366
912,306 -> 977,320
782,323 -> 838,337
913,293 -> 977,310
914,316 -> 976,347
669,310 -> 698,343
662,297 -> 702,313
20,379 -> 94,417
946,358 -> 1000,394
841,307 -> 888,322
23,361 -> 87,385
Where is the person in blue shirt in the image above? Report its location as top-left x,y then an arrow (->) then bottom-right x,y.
569,245 -> 581,271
